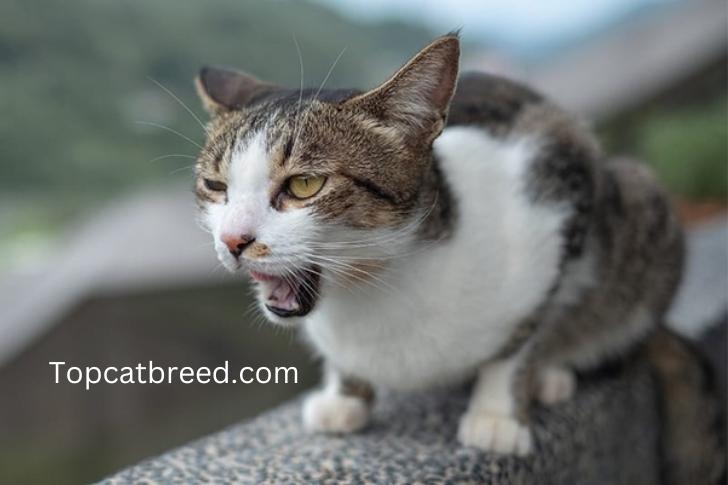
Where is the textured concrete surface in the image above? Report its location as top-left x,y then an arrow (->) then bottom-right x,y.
99,362 -> 658,485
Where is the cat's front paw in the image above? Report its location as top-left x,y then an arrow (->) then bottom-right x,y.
457,412 -> 532,456
303,391 -> 370,434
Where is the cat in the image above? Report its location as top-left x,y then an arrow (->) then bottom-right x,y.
191,33 -> 717,471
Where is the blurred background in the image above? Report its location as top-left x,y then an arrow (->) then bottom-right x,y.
0,0 -> 725,483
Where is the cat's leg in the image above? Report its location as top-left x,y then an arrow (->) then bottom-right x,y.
303,364 -> 374,434
458,354 -> 532,456
535,364 -> 576,405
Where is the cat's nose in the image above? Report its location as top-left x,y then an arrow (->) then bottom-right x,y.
221,234 -> 256,258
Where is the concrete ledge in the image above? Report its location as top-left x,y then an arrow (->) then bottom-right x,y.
99,360 -> 658,485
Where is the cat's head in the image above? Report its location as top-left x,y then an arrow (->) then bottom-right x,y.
194,35 -> 459,325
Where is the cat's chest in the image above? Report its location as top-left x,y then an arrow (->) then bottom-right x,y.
303,265 -> 517,389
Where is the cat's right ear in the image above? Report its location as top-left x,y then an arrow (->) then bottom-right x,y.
194,67 -> 274,115
343,34 -> 460,145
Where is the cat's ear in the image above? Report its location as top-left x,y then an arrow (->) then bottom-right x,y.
344,34 -> 460,144
194,67 -> 274,115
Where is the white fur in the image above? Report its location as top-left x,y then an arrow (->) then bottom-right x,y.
302,364 -> 370,433
206,130 -> 273,270
536,365 -> 576,405
467,356 -> 520,416
304,127 -> 571,390
458,348 -> 533,455
458,411 -> 532,456
303,391 -> 370,434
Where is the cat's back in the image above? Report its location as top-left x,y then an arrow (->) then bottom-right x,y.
447,72 -> 545,135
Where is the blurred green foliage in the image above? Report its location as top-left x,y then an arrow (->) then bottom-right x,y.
0,0 -> 433,219
599,64 -> 727,202
638,96 -> 727,200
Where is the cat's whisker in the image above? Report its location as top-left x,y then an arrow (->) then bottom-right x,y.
244,300 -> 261,322
310,263 -> 373,297
309,200 -> 439,251
303,259 -> 365,296
308,250 -> 404,263
310,234 -> 445,262
313,257 -> 419,313
305,253 -> 398,296
292,269 -> 323,301
309,226 -> 420,248
148,76 -> 210,135
148,153 -> 197,164
134,121 -> 203,150
312,46 -> 347,105
275,259 -> 326,295
330,267 -> 395,296
309,254 -> 390,269
195,215 -> 213,235
293,46 -> 347,148
275,263 -> 325,304
279,251 -> 375,297
209,261 -> 227,278
291,32 -> 305,145
169,164 -> 195,175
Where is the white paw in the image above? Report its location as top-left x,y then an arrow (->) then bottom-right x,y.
302,391 -> 370,434
537,366 -> 576,405
457,412 -> 532,456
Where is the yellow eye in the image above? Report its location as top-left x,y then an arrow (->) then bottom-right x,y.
204,178 -> 227,192
287,174 -> 326,199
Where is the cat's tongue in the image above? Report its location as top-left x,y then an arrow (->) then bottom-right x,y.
250,271 -> 298,312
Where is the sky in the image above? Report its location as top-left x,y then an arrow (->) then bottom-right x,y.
313,0 -> 679,61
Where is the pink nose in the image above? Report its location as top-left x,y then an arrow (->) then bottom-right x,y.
221,234 -> 255,258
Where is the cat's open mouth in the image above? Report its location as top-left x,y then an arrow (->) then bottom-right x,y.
250,266 -> 321,318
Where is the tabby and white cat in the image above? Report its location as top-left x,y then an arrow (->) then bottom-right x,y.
192,35 -> 684,456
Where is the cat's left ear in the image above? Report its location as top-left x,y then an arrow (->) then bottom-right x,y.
344,34 -> 460,145
194,66 -> 274,115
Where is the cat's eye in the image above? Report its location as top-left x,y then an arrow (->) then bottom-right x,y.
204,179 -> 227,192
287,174 -> 327,199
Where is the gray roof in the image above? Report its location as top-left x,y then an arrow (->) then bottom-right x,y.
0,191 -> 237,367
527,0 -> 727,119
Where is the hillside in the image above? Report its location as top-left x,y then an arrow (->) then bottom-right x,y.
0,0 -> 434,228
